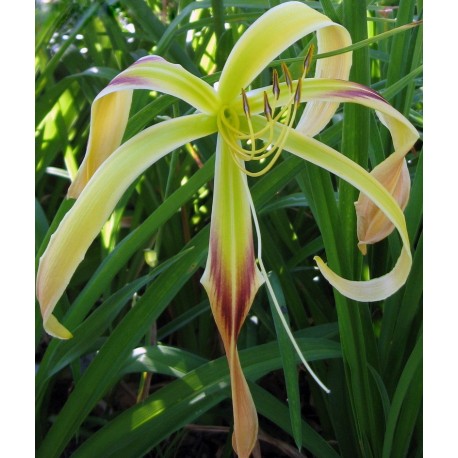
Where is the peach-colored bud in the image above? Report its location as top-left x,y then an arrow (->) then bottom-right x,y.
356,153 -> 410,255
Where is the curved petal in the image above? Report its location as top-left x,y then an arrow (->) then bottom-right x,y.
284,130 -> 412,301
37,113 -> 217,338
217,1 -> 352,109
69,56 -> 219,198
201,136 -> 263,458
241,80 -> 418,247
97,56 -> 219,114
247,87 -> 417,300
241,80 -> 418,151
68,89 -> 133,198
296,32 -> 353,136
295,79 -> 419,154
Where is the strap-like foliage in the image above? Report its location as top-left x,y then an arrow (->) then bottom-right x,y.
36,1 -> 422,456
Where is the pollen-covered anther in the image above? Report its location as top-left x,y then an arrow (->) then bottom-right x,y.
281,62 -> 293,92
227,63 -> 305,178
272,69 -> 280,100
241,88 -> 251,118
263,91 -> 273,120
303,43 -> 315,77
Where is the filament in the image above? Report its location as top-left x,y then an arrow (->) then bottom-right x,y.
220,45 -> 314,178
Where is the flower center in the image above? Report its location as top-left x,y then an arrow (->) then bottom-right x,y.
217,45 -> 314,178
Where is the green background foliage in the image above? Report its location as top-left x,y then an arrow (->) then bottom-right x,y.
35,0 -> 422,456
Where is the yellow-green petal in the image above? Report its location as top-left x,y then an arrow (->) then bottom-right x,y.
68,90 -> 133,198
201,136 -> 263,458
37,114 -> 217,338
95,55 -> 219,114
247,79 -> 417,301
68,56 -> 219,198
242,80 -> 418,238
283,131 -> 412,301
242,79 -> 417,148
218,1 -> 351,109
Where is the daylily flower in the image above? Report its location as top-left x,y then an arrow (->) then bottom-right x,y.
36,2 -> 418,457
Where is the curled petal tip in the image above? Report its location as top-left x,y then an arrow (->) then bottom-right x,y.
230,350 -> 258,458
358,242 -> 367,256
44,314 -> 73,340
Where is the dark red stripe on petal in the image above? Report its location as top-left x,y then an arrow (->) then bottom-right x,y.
108,75 -> 149,87
208,232 -> 259,343
328,85 -> 387,103
233,240 -> 257,337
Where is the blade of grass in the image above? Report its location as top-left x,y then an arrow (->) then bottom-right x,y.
382,332 -> 422,458
122,0 -> 200,75
71,336 -> 341,458
319,0 -> 340,24
36,3 -> 100,95
121,344 -> 207,377
380,233 -> 422,392
334,2 -> 385,455
261,223 -> 308,328
37,248 -> 194,385
37,228 -> 209,458
157,300 -> 209,340
275,21 -> 422,65
267,272 -> 303,451
252,382 -> 340,458
341,0 -> 370,275
384,0 -> 417,114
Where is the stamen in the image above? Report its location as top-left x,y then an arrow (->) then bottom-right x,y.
303,44 -> 315,77
241,88 -> 251,117
263,92 -> 273,120
281,62 -> 293,92
272,69 -> 280,100
229,59 -> 308,178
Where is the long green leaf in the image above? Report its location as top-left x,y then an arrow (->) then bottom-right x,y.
37,229 -> 209,458
36,248 -> 194,387
382,332 -> 422,458
267,272 -> 303,450
71,336 -> 341,457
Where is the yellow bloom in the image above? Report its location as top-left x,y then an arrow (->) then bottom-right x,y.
36,3 -> 418,456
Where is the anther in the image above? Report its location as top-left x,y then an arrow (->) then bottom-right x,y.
272,69 -> 280,100
281,63 -> 293,92
303,44 -> 315,76
241,88 -> 251,117
263,91 -> 273,120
